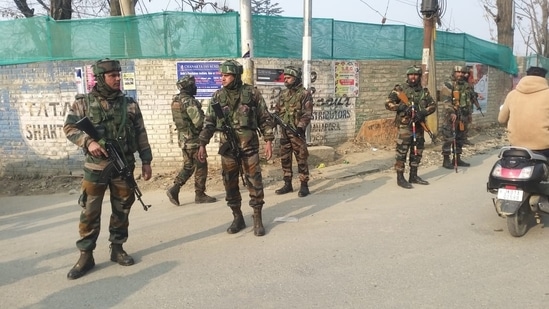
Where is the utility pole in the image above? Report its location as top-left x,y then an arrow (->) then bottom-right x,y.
302,0 -> 312,89
302,0 -> 312,142
420,0 -> 439,136
240,0 -> 254,85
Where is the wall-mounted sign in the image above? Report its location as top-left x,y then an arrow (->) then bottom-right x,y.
256,68 -> 285,84
176,61 -> 222,98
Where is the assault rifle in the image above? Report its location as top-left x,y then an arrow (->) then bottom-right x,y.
471,92 -> 484,117
75,117 -> 151,211
211,101 -> 247,187
268,110 -> 306,142
395,88 -> 436,144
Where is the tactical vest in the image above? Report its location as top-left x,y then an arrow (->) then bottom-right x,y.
455,82 -> 472,109
402,85 -> 427,112
280,86 -> 306,128
214,84 -> 258,130
171,94 -> 200,142
84,94 -> 138,155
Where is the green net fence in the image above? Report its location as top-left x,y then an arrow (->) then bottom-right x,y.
0,11 -> 517,74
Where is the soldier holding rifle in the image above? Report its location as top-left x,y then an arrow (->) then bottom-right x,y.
197,60 -> 274,237
63,58 -> 153,280
385,66 -> 436,189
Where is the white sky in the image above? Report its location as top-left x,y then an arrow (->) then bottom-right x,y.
137,0 -> 527,55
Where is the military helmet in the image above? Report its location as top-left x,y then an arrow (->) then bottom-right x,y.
406,66 -> 422,75
177,75 -> 196,90
93,58 -> 121,76
453,65 -> 468,73
284,66 -> 302,78
219,60 -> 243,75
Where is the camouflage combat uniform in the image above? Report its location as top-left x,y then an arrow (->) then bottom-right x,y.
440,65 -> 474,169
273,66 -> 313,197
166,75 -> 216,205
385,66 -> 436,188
198,60 -> 274,236
63,59 -> 152,280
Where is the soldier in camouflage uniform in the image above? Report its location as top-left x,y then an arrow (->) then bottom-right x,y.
462,65 -> 482,145
440,65 -> 473,169
166,75 -> 216,205
63,59 -> 153,280
385,66 -> 436,189
273,66 -> 313,197
197,60 -> 274,236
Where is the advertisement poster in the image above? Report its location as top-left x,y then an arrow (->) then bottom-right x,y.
334,61 -> 359,98
466,62 -> 488,113
256,68 -> 285,84
122,72 -> 136,90
176,61 -> 222,98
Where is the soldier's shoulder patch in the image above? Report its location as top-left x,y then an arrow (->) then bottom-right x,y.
443,81 -> 453,89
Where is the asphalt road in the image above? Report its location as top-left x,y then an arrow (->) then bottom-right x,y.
2,148 -> 549,308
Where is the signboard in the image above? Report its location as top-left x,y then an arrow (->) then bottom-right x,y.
256,68 -> 285,84
334,61 -> 359,98
122,72 -> 136,90
176,61 -> 222,98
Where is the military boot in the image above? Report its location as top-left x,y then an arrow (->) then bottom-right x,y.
195,191 -> 217,204
442,155 -> 454,169
166,183 -> 182,206
397,171 -> 413,189
275,178 -> 293,195
454,155 -> 471,167
298,181 -> 310,197
252,207 -> 265,236
110,243 -> 135,266
408,167 -> 429,185
227,206 -> 246,234
67,250 -> 95,280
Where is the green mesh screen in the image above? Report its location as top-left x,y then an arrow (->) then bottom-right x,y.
0,11 -> 517,74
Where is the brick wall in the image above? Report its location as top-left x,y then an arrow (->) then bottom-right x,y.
0,58 -> 510,177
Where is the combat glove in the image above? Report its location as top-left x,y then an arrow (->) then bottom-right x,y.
413,110 -> 428,122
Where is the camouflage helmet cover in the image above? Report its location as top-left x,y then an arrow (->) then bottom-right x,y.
93,58 -> 121,76
406,66 -> 422,75
177,74 -> 196,90
453,65 -> 468,73
219,60 -> 243,75
283,66 -> 302,78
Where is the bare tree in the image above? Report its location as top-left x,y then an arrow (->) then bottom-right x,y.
251,0 -> 283,15
483,0 -> 549,57
50,0 -> 71,19
482,0 -> 514,49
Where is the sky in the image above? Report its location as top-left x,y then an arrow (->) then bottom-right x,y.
136,0 -> 526,55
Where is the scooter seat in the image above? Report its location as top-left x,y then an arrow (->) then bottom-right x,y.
501,147 -> 547,162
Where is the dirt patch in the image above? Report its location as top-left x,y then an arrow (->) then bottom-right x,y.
0,124 -> 507,197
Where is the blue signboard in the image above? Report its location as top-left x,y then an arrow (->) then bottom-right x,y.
176,61 -> 222,98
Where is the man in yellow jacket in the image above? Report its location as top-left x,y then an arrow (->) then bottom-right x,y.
498,66 -> 549,157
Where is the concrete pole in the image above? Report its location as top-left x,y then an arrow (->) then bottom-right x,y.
302,0 -> 312,89
421,0 -> 439,136
240,0 -> 254,85
120,0 -> 135,16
